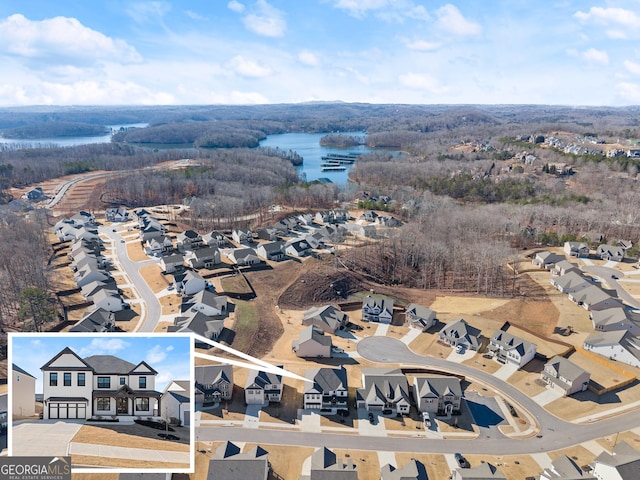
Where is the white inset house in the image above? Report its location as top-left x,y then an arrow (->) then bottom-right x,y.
488,330 -> 537,368
41,347 -> 160,420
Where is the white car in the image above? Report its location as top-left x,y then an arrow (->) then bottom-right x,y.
455,344 -> 465,354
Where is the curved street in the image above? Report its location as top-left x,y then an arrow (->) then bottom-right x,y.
582,264 -> 640,309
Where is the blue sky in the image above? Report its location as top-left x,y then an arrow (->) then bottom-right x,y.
0,1 -> 638,106
10,333 -> 192,393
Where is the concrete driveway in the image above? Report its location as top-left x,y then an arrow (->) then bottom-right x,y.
12,420 -> 85,456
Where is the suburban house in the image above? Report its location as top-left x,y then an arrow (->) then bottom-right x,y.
303,367 -> 348,414
356,368 -> 411,415
207,441 -> 269,480
297,213 -> 314,226
70,308 -> 117,333
160,254 -> 185,274
375,215 -> 403,227
105,207 -> 129,222
413,375 -> 462,415
591,441 -> 640,480
292,326 -> 333,358
185,246 -> 221,269
438,318 -> 482,351
405,304 -> 437,331
285,238 -> 312,257
359,211 -> 378,222
551,260 -> 580,277
489,330 -> 537,368
532,251 -> 565,269
584,331 -> 640,368
175,270 -> 206,296
568,285 -> 622,311
538,455 -> 596,480
256,227 -> 279,241
597,244 -> 625,262
245,368 -> 283,405
452,463 -> 506,480
144,236 -> 174,256
380,459 -> 428,480
550,271 -> 592,294
541,356 -> 590,397
564,241 -> 590,258
302,305 -> 349,334
177,230 -> 204,251
227,248 -> 261,266
203,230 -> 227,247
41,347 -> 160,419
195,364 -> 233,406
315,210 -> 349,224
91,289 -> 126,312
591,307 -> 640,335
12,364 -> 36,418
74,266 -> 109,288
362,295 -> 395,323
300,447 -> 357,480
139,220 -> 167,242
162,380 -> 191,426
169,311 -> 224,346
232,228 -> 253,244
256,241 -> 286,261
186,290 -> 228,316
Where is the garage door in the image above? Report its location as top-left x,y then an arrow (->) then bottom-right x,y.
183,411 -> 190,427
49,403 -> 86,419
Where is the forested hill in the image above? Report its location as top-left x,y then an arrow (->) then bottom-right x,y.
1,121 -> 109,139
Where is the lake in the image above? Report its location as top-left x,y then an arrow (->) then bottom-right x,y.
260,132 -> 371,184
0,123 -> 149,148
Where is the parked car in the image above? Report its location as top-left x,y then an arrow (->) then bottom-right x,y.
368,412 -> 375,424
454,453 -> 470,468
455,344 -> 465,354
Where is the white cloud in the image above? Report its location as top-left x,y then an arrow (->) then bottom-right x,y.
229,90 -> 270,103
146,344 -> 168,364
582,47 -> 609,65
435,4 -> 482,36
227,0 -> 245,13
398,72 -> 449,93
404,39 -> 441,51
241,0 -> 286,37
77,338 -> 130,357
185,10 -> 208,21
625,60 -> 640,76
227,55 -> 272,77
617,81 -> 640,102
333,0 -> 429,21
166,345 -> 174,352
125,1 -> 171,24
0,14 -> 141,64
575,7 -> 640,39
298,50 -> 320,66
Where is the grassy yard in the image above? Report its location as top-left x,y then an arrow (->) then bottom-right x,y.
220,273 -> 253,295
228,300 -> 259,354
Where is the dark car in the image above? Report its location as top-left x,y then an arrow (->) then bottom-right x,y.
368,412 -> 375,424
454,453 -> 470,468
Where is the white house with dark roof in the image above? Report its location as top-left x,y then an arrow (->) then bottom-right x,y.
203,230 -> 227,247
285,238 -> 312,257
91,289 -> 126,312
256,240 -> 286,261
41,347 -> 160,420
597,244 -> 625,262
169,311 -> 224,347
550,271 -> 592,294
541,356 -> 590,396
245,369 -> 283,405
362,295 -> 394,323
232,228 -> 253,244
162,380 -> 190,426
438,318 -> 482,351
532,251 -> 565,269
303,367 -> 348,414
207,441 -> 269,480
405,304 -> 436,331
381,459 -> 428,480
413,375 -> 462,415
356,368 -> 411,415
12,364 -> 36,418
227,247 -> 261,266
160,253 -> 184,274
489,330 -> 537,367
177,230 -> 204,251
300,447 -> 358,480
292,326 -> 333,358
187,290 -> 228,316
564,241 -> 590,258
591,441 -> 640,480
302,305 -> 349,334
105,206 -> 128,222
569,285 -> 622,311
185,246 -> 221,269
584,331 -> 640,368
175,270 -> 206,295
195,364 -> 233,406
539,454 -> 596,479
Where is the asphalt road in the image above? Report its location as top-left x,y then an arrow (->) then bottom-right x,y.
582,265 -> 640,309
99,226 -> 161,332
198,337 -> 640,455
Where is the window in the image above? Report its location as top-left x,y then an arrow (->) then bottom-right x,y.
50,373 -> 58,386
135,398 -> 149,411
77,373 -> 85,387
120,377 -> 126,386
63,373 -> 71,386
96,398 -> 110,411
97,377 -> 110,388
139,377 -> 147,389
16,375 -> 20,382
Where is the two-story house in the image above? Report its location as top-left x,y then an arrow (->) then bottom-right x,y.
413,375 -> 462,415
541,356 -> 590,396
195,364 -> 233,407
302,305 -> 349,334
591,441 -> 640,480
362,295 -> 394,323
356,368 -> 411,415
438,318 -> 482,351
245,368 -> 283,405
303,367 -> 348,414
564,241 -> 589,258
12,364 -> 36,418
405,304 -> 437,331
41,347 -> 160,420
489,330 -> 537,368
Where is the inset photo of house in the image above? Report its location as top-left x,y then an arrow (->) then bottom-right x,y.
8,332 -> 193,473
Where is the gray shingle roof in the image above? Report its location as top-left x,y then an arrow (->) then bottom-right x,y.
545,356 -> 589,383
12,363 -> 36,378
305,367 -> 348,395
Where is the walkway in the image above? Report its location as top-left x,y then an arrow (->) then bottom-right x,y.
69,442 -> 190,464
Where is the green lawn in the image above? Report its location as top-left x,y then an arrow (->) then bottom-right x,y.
230,300 -> 259,353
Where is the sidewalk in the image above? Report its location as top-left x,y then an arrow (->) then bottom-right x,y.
69,442 -> 190,464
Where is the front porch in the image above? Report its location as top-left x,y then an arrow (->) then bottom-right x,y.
92,385 -> 162,418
